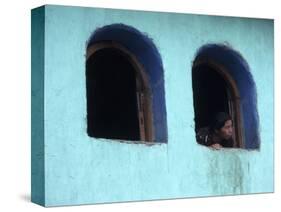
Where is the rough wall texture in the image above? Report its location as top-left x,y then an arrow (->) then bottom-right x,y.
31,5 -> 274,207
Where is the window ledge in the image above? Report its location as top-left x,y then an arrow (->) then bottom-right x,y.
92,137 -> 167,146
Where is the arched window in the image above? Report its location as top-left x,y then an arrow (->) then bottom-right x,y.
86,24 -> 168,143
86,42 -> 152,141
192,44 -> 260,149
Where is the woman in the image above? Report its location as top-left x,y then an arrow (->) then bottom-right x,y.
196,112 -> 234,150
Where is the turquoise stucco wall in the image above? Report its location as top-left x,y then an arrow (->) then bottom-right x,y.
32,5 -> 274,206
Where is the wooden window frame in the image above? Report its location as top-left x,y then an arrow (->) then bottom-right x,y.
86,41 -> 154,142
193,58 -> 244,148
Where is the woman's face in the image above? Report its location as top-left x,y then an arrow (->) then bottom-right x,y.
218,120 -> 233,140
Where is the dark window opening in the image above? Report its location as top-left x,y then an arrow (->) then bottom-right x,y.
86,47 -> 141,140
86,24 -> 168,143
192,62 -> 241,148
192,64 -> 230,131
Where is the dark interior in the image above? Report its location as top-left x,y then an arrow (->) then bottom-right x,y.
192,64 -> 230,132
86,47 -> 140,140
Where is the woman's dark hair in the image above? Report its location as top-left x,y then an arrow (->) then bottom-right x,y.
210,112 -> 232,133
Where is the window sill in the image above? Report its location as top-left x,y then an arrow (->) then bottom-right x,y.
91,137 -> 167,146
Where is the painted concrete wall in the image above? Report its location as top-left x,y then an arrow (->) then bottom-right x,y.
31,5 -> 274,206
